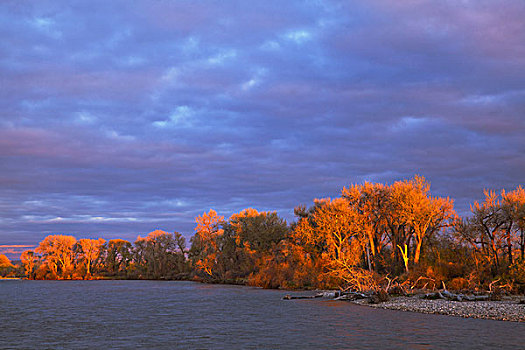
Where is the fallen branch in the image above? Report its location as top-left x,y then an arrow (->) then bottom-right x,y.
422,290 -> 489,302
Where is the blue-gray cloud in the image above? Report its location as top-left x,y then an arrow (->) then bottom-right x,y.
1,0 -> 524,254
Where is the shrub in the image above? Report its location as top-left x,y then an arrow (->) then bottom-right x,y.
448,277 -> 468,291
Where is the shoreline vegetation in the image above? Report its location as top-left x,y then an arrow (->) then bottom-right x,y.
2,176 -> 524,321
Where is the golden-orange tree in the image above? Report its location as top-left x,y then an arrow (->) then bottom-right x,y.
389,176 -> 455,267
20,250 -> 39,279
36,235 -> 77,279
0,254 -> 15,277
292,197 -> 374,290
189,209 -> 224,277
76,238 -> 106,278
292,176 -> 456,289
501,186 -> 525,262
341,182 -> 389,272
342,176 -> 455,275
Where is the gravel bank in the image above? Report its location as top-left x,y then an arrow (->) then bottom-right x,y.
353,296 -> 525,322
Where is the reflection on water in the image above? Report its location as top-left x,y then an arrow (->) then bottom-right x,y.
0,280 -> 522,349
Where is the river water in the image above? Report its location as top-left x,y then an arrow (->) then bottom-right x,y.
0,280 -> 522,349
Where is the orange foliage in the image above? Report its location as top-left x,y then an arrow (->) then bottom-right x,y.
20,179 -> 523,293
36,235 -> 77,278
192,210 -> 224,277
77,238 -> 105,278
20,250 -> 38,279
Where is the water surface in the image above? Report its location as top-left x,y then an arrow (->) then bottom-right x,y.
0,280 -> 522,349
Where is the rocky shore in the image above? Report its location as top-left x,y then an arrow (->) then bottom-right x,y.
352,295 -> 525,322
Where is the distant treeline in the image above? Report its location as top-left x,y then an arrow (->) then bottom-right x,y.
3,176 -> 524,293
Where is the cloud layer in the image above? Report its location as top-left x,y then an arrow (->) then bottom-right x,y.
1,1 -> 524,253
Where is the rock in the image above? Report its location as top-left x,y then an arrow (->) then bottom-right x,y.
322,291 -> 340,298
339,291 -> 367,300
369,289 -> 390,304
423,292 -> 444,300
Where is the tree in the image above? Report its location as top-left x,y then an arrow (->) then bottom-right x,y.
77,238 -> 106,278
468,190 -> 506,274
0,254 -> 15,277
342,182 -> 389,271
134,230 -> 186,279
228,208 -> 288,252
190,210 -> 224,277
173,231 -> 187,257
391,176 -> 455,265
452,186 -> 525,288
104,239 -> 133,276
219,208 -> 289,281
293,198 -> 374,290
501,186 -> 525,262
20,250 -> 39,279
36,235 -> 77,278
341,176 -> 455,275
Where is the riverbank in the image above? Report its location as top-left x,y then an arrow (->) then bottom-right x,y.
352,295 -> 525,322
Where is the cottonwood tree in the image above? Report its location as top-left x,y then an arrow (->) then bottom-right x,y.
466,190 -> 506,274
0,254 -> 15,277
134,230 -> 186,279
36,235 -> 77,278
341,176 -> 455,275
501,186 -> 525,262
220,208 -> 289,280
76,238 -> 106,278
20,250 -> 39,279
293,198 -> 375,290
104,239 -> 133,276
342,182 -> 389,271
457,186 -> 525,278
391,176 -> 455,266
189,210 -> 224,277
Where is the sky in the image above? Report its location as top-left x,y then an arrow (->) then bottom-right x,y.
1,0 -> 524,259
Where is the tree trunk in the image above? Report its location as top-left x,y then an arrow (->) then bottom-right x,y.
414,237 -> 422,264
506,223 -> 513,266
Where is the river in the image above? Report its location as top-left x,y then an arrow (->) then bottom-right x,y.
0,280 -> 522,349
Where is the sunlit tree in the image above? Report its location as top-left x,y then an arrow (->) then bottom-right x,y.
501,186 -> 525,262
342,182 -> 389,271
76,238 -> 106,278
293,197 -> 374,290
20,250 -> 39,279
0,254 -> 15,277
190,210 -> 224,277
36,235 -> 77,278
391,176 -> 455,265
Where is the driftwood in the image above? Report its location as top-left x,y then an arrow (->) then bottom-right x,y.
284,286 -> 512,305
282,291 -> 344,300
282,293 -> 323,300
422,290 -> 489,302
282,291 -> 367,300
334,291 -> 367,301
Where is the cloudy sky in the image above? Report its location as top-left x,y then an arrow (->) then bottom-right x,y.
1,0 -> 524,258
